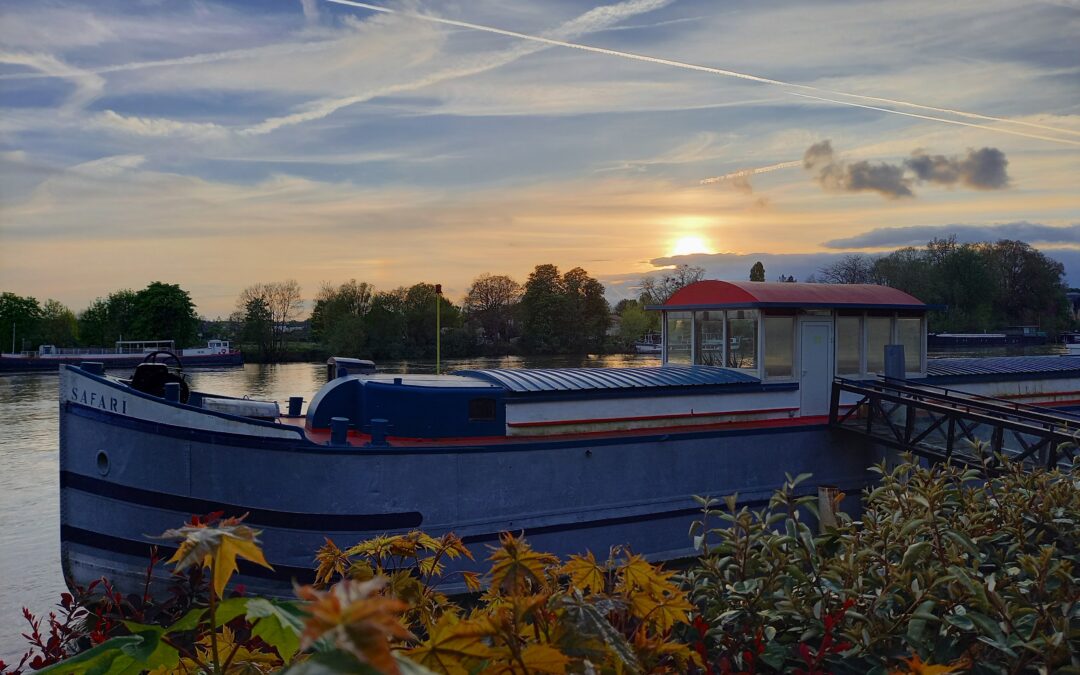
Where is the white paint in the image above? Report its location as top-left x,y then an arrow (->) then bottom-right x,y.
799,321 -> 834,416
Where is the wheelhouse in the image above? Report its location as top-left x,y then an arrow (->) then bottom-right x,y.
650,281 -> 929,380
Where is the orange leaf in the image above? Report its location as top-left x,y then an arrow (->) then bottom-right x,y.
406,614 -> 494,675
561,551 -> 607,594
487,533 -> 558,596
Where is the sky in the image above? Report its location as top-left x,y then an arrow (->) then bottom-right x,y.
0,0 -> 1078,318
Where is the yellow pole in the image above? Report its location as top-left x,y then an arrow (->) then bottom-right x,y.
435,284 -> 442,374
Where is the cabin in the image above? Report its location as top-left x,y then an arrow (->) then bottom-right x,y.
650,280 -> 929,414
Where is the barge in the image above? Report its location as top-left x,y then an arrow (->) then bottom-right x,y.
3,340 -> 242,373
57,281 -> 1080,596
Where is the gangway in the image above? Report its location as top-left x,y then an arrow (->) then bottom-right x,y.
829,377 -> 1080,469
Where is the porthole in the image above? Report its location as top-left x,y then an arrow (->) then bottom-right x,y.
96,451 -> 110,476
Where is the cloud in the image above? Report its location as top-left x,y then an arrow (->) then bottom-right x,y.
0,51 -> 104,111
822,221 -> 1080,249
93,110 -> 229,140
802,140 -> 1010,199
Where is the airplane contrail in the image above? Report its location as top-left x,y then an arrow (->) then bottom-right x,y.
326,0 -> 1080,147
700,160 -> 802,185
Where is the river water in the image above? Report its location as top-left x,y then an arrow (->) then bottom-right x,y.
0,354 -> 659,660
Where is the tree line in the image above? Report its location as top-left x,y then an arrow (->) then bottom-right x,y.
811,238 -> 1071,333
0,282 -> 200,352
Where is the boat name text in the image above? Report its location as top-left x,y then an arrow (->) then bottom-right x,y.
70,386 -> 128,414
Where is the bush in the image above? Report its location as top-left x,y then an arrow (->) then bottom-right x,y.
685,452 -> 1080,674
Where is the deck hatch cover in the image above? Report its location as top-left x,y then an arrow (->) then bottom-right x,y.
927,355 -> 1080,378
454,366 -> 760,393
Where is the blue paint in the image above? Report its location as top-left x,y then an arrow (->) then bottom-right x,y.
458,365 -> 759,392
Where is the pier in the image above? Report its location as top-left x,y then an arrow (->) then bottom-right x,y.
830,377 -> 1080,470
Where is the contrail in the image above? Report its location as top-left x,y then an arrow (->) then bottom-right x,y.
326,0 -> 1080,147
700,160 -> 802,185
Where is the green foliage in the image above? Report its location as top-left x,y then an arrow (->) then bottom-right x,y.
462,274 -> 522,349
78,290 -> 139,347
242,297 -> 275,361
822,238 -> 1071,333
130,282 -> 200,347
36,299 -> 79,346
616,300 -> 658,348
686,456 -> 1080,673
520,264 -> 610,354
0,291 -> 43,350
749,261 -> 766,282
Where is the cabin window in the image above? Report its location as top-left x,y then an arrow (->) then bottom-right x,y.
763,316 -> 794,378
865,316 -> 892,374
665,311 -> 692,365
836,316 -> 862,375
897,317 -> 922,372
694,311 -> 725,366
468,398 -> 497,422
726,310 -> 758,370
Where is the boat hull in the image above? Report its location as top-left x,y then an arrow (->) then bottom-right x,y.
58,366 -> 879,597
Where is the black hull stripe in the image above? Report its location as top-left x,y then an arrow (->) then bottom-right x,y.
62,525 -> 317,584
62,471 -> 423,531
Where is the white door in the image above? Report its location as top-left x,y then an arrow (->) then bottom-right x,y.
799,322 -> 833,416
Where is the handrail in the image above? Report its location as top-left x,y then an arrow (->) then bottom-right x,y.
875,374 -> 1080,420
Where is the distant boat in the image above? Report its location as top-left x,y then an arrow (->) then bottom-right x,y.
0,339 -> 242,373
633,332 -> 662,354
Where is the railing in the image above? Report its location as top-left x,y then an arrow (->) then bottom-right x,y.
829,377 -> 1079,470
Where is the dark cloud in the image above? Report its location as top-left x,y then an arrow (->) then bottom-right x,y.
802,141 -> 1010,199
823,222 -> 1080,249
905,147 -> 1009,190
803,140 -> 913,199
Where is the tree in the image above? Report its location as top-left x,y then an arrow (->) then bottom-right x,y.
749,261 -> 765,282
401,283 -> 463,359
362,291 -> 408,360
131,282 -> 200,347
236,280 -> 304,359
520,264 -> 567,354
311,280 -> 375,357
816,254 -> 879,284
78,289 -> 138,346
38,299 -> 78,346
0,292 -> 42,351
562,267 -> 610,353
463,274 -> 522,345
241,297 -> 274,360
617,300 -> 654,348
638,265 -> 705,305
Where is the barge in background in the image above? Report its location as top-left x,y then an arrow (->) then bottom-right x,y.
57,281 -> 1080,597
2,339 -> 242,372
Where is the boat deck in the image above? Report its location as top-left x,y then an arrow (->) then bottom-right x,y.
925,355 -> 1080,384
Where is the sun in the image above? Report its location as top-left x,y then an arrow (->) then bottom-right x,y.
670,235 -> 714,257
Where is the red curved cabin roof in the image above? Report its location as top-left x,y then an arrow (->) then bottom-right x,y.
661,280 -> 926,310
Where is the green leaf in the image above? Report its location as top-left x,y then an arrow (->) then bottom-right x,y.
901,541 -> 932,569
276,650 -> 383,675
944,613 -> 974,631
166,607 -> 207,633
906,600 -> 937,648
967,611 -> 1006,644
246,597 -> 305,661
213,596 -> 251,627
35,636 -> 142,674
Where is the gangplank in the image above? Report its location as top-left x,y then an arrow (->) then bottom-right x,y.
829,377 -> 1080,470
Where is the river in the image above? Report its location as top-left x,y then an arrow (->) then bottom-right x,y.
0,354 -> 660,660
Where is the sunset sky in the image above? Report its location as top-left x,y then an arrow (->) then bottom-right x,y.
1,0 -> 1077,317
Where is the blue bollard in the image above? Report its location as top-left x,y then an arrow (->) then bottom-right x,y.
164,382 -> 180,402
330,417 -> 349,445
288,396 -> 303,416
370,418 -> 389,447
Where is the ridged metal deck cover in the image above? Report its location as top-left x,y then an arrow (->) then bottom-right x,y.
927,355 -> 1080,377
456,366 -> 760,392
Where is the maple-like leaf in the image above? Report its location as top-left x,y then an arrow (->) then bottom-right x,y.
487,533 -> 559,596
617,554 -> 678,597
296,577 -> 415,675
405,614 -> 494,675
891,654 -> 969,675
159,514 -> 273,598
561,551 -> 607,594
314,537 -> 350,587
461,571 -> 482,593
628,590 -> 694,632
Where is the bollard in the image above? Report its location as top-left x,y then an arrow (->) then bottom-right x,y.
164,382 -> 180,403
370,418 -> 390,447
288,396 -> 303,416
80,361 -> 104,375
330,417 -> 349,445
393,377 -> 403,385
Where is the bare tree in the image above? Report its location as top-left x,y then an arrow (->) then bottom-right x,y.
639,265 -> 705,304
463,274 -> 522,343
816,255 -> 879,284
236,280 -> 303,358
